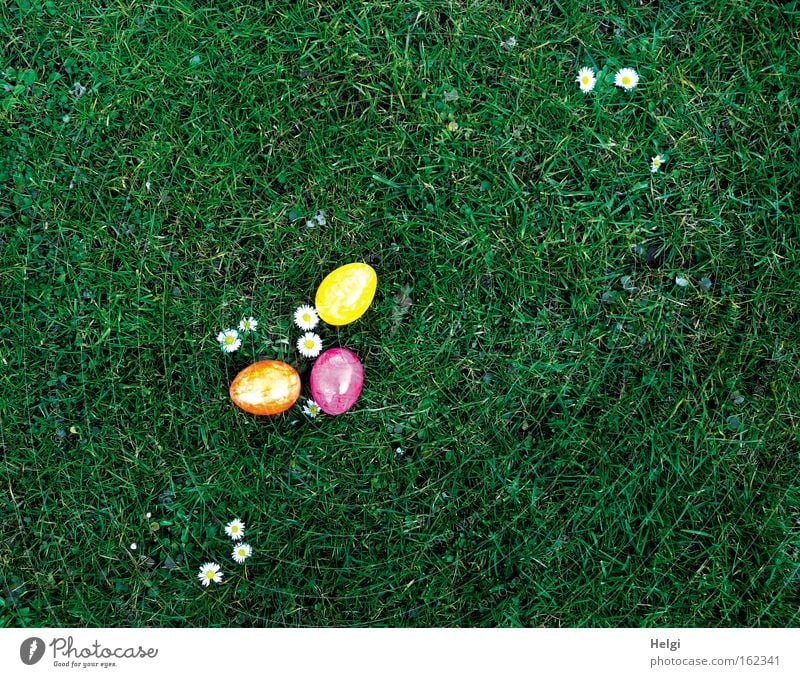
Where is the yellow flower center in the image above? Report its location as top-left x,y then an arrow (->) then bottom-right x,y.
622,76 -> 631,85
206,570 -> 215,579
225,336 -> 234,344
305,340 -> 315,348
231,525 -> 238,533
238,548 -> 246,556
303,313 -> 311,322
582,76 -> 589,84
653,158 -> 661,166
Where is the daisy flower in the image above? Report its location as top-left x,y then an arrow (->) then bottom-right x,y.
294,304 -> 319,331
238,316 -> 258,332
576,67 -> 596,93
501,36 -> 517,51
216,329 -> 241,353
224,519 -> 245,541
231,543 -> 252,564
297,332 -> 322,358
198,562 -> 223,587
614,68 -> 639,91
650,155 -> 666,173
302,399 -> 322,418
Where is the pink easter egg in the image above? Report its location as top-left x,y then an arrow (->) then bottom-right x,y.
309,347 -> 364,416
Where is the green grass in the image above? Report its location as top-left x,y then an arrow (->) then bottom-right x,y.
1,0 -> 798,627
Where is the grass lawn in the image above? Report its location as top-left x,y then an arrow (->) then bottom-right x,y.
1,0 -> 798,627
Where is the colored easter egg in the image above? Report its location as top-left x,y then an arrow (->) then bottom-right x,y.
230,360 -> 301,415
315,262 -> 377,326
309,348 -> 364,416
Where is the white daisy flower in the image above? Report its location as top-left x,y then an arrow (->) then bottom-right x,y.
650,155 -> 666,173
238,316 -> 258,332
231,543 -> 252,564
297,332 -> 322,358
294,305 -> 319,331
198,562 -> 223,587
576,67 -> 596,93
302,399 -> 322,418
216,329 -> 241,353
129,543 -> 137,550
224,519 -> 245,541
501,36 -> 517,51
614,68 -> 639,91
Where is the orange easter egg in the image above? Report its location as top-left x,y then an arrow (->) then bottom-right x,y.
229,360 -> 301,415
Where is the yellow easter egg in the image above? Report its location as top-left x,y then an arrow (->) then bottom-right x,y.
315,262 -> 377,326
